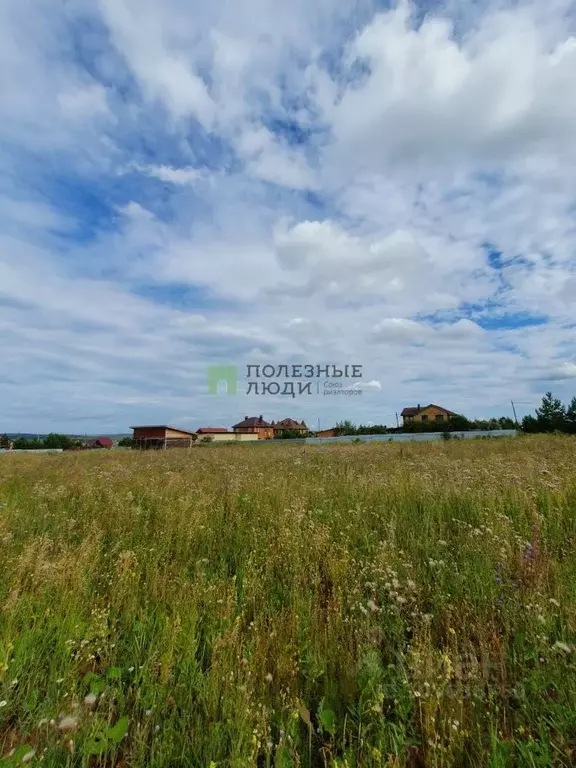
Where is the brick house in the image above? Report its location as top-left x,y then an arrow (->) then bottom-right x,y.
271,418 -> 309,435
232,416 -> 275,440
401,404 -> 457,427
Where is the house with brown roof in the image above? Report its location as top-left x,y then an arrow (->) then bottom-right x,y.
84,437 -> 113,449
314,428 -> 337,438
130,425 -> 198,449
232,415 -> 274,440
401,404 -> 457,427
271,418 -> 309,436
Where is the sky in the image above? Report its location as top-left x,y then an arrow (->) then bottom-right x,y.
1,0 -> 576,433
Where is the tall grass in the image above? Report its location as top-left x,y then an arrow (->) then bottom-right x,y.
0,436 -> 575,766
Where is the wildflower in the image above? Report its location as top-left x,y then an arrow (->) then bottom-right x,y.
21,750 -> 35,763
267,741 -> 273,751
264,673 -> 273,683
84,693 -> 97,707
128,666 -> 134,673
56,678 -> 64,684
58,715 -> 79,732
367,599 -> 379,612
549,598 -> 560,607
0,701 -> 7,708
553,641 -> 572,654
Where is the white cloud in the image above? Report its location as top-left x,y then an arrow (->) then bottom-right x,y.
134,164 -> 207,185
57,84 -> 110,121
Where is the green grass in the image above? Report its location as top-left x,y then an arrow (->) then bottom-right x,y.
0,436 -> 575,766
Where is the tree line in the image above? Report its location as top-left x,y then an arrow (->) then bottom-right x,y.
0,433 -> 81,450
521,392 -> 576,434
333,415 -> 517,436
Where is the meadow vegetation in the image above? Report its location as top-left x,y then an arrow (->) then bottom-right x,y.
0,436 -> 575,767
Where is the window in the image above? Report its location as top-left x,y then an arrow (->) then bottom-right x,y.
421,415 -> 429,422
435,414 -> 444,422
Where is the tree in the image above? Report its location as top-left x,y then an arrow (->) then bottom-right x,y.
449,414 -> 470,431
334,420 -> 356,436
43,433 -> 74,449
274,429 -> 305,439
521,414 -> 540,433
535,392 -> 566,433
566,396 -> 576,435
118,437 -> 135,448
0,434 -> 10,449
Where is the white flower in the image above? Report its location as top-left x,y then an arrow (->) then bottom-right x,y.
22,750 -> 36,763
58,715 -> 79,732
264,672 -> 273,683
84,693 -> 97,706
367,599 -> 379,613
0,701 -> 7,708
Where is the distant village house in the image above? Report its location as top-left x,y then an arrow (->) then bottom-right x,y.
84,437 -> 113,449
401,404 -> 457,427
131,425 -> 198,449
232,416 -> 275,440
271,418 -> 309,436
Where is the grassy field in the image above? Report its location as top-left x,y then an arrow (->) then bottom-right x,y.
0,437 -> 575,767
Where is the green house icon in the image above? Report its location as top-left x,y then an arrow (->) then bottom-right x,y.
207,365 -> 237,396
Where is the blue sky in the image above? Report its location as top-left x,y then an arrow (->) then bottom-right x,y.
1,0 -> 576,433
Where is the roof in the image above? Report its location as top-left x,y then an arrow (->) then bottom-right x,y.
85,437 -> 113,448
197,427 -> 230,434
273,418 -> 308,429
232,415 -> 271,428
401,404 -> 457,417
130,425 -> 197,436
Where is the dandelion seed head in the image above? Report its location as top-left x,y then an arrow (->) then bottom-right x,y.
58,715 -> 79,732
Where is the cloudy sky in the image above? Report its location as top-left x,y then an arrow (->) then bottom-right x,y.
2,0 -> 576,433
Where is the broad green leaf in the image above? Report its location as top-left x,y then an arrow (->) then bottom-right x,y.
107,715 -> 129,743
86,737 -> 109,756
106,667 -> 122,680
318,706 -> 335,734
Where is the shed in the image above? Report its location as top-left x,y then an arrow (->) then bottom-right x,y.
130,425 -> 197,449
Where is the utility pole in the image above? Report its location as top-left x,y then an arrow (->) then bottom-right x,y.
395,412 -> 399,428
511,400 -> 519,426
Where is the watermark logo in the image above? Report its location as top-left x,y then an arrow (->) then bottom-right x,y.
207,365 -> 238,396
208,363 -> 368,398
